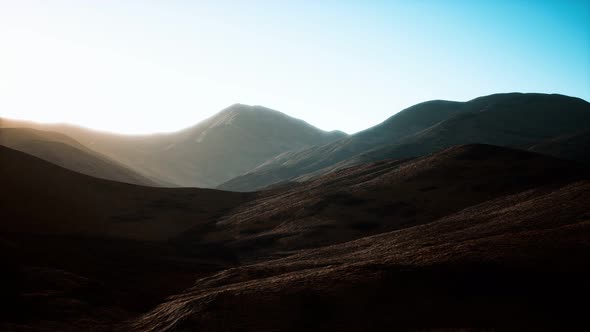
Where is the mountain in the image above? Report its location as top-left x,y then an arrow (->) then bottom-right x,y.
140,104 -> 347,187
219,93 -> 590,191
1,104 -> 347,187
0,127 -> 158,186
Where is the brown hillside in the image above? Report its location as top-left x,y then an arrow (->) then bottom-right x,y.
185,144 -> 588,259
133,180 -> 590,331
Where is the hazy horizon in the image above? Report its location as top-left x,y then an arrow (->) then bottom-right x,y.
3,92 -> 590,137
1,1 -> 589,134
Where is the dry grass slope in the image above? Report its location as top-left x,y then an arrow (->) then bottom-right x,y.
133,180 -> 590,331
2,143 -> 589,331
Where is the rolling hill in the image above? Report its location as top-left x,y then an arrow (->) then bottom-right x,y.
0,146 -> 253,331
219,93 -> 590,191
180,144 -> 588,259
0,145 -> 252,240
2,143 -> 589,331
145,181 -> 590,330
528,130 -> 590,164
132,156 -> 590,331
0,127 -> 158,186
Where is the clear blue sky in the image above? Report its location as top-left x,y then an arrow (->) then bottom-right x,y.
1,0 -> 589,134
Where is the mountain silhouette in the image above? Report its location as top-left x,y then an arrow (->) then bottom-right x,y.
219,93 -> 590,191
1,104 -> 346,187
0,127 -> 157,186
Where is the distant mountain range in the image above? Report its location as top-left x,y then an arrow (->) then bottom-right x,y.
3,93 -> 589,192
0,127 -> 156,186
219,93 -> 590,191
1,104 -> 346,188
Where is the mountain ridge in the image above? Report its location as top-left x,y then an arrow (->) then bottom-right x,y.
219,93 -> 590,191
1,104 -> 347,188
0,127 -> 159,186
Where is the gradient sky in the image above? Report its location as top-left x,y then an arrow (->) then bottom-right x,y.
1,0 -> 589,134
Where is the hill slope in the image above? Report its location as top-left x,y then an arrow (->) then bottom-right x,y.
0,127 -> 158,186
133,176 -> 590,331
219,93 -> 590,191
0,145 -> 252,240
0,146 -> 255,331
185,144 -> 588,259
528,130 -> 590,164
1,104 -> 347,187
2,144 -> 589,331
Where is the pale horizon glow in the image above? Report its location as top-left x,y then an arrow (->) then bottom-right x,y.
1,1 -> 589,134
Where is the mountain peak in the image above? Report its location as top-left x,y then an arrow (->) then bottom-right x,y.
152,103 -> 348,187
221,103 -> 278,114
198,104 -> 293,133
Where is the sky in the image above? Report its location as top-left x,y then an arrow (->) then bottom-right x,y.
1,0 -> 589,134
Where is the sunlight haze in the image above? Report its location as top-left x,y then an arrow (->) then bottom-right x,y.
1,0 -> 589,134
